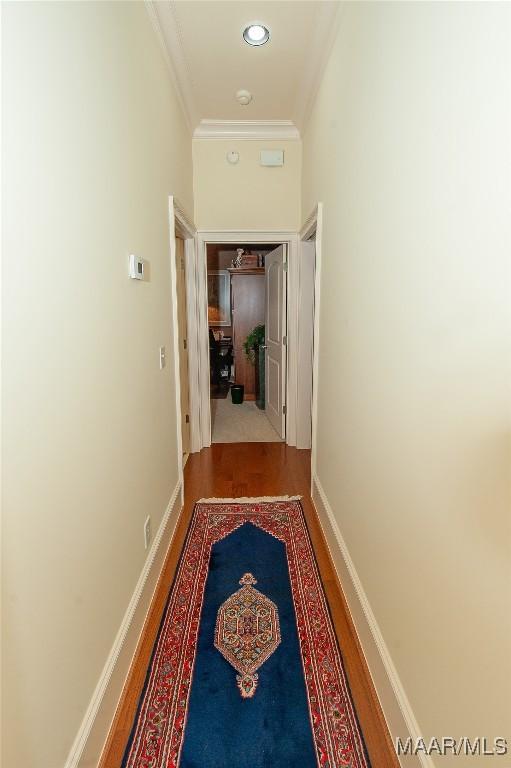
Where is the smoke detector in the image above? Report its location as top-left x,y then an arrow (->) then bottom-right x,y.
236,89 -> 252,106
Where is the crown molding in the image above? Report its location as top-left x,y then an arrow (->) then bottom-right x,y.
193,120 -> 301,141
146,0 -> 200,131
147,0 -> 341,139
293,1 -> 343,133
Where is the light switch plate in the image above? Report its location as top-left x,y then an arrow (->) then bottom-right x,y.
129,253 -> 145,280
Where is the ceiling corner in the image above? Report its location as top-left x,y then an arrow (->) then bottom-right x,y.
146,0 -> 200,132
146,1 -> 342,136
293,1 -> 343,133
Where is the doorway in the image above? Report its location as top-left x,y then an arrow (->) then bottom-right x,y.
179,223 -> 321,456
206,242 -> 285,443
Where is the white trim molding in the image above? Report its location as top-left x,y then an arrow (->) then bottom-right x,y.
298,205 -> 323,462
193,120 -> 301,141
173,198 -> 196,240
64,481 -> 183,768
169,197 -> 201,458
300,204 -> 321,241
293,2 -> 343,132
144,1 -> 194,131
146,0 -> 200,130
311,474 -> 433,768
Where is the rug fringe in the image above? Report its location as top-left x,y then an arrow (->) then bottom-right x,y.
196,495 -> 302,503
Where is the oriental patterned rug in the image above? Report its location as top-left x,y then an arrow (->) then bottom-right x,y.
122,497 -> 370,768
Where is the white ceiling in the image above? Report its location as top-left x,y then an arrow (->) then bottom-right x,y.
152,0 -> 340,135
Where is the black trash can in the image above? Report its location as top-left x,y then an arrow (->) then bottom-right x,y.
230,384 -> 244,404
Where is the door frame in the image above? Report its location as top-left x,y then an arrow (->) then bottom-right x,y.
299,204 -> 323,481
169,209 -> 323,470
168,196 -> 198,500
194,230 -> 301,449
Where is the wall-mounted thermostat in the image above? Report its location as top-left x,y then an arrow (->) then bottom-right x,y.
260,149 -> 284,167
129,253 -> 144,280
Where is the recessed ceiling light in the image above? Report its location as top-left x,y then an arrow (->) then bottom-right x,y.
243,24 -> 270,47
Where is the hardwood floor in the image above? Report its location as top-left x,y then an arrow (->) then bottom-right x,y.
100,444 -> 398,768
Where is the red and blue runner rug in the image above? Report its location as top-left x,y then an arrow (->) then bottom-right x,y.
122,497 -> 370,768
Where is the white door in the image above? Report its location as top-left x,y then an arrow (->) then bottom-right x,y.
265,244 -> 287,437
175,237 -> 191,455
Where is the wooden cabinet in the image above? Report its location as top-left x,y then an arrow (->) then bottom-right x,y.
229,268 -> 265,399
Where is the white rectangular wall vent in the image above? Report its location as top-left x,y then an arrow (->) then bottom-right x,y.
260,149 -> 284,167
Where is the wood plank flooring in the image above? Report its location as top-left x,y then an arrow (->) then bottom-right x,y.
100,443 -> 398,768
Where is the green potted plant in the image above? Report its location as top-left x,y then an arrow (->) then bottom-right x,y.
243,324 -> 265,409
243,324 -> 265,363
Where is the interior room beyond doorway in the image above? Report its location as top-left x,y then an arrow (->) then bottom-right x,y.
207,242 -> 283,443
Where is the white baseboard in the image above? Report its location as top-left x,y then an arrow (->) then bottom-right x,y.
64,481 -> 183,768
312,474 -> 433,768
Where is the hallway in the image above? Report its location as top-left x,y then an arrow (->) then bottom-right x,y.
3,3 -> 509,766
100,444 -> 395,768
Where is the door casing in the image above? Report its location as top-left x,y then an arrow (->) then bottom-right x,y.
168,197 -> 197,503
300,204 -> 323,482
168,209 -> 323,487
187,229 -> 315,451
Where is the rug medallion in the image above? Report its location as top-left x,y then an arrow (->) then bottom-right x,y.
214,572 -> 281,698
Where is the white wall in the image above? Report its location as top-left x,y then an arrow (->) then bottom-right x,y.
303,2 -> 511,763
1,2 -> 193,766
193,138 -> 301,230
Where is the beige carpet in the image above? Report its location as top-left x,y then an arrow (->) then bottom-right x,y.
211,398 -> 282,443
